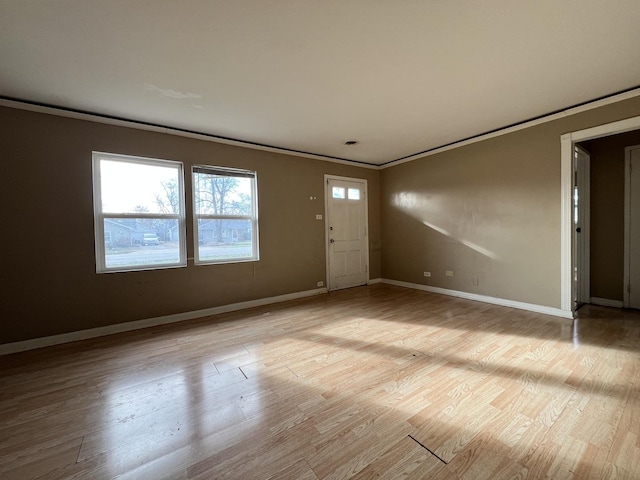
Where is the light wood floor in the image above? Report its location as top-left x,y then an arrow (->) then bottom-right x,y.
1,285 -> 639,479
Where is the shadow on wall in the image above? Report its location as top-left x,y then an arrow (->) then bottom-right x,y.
391,191 -> 499,260
384,187 -> 547,299
384,175 -> 559,307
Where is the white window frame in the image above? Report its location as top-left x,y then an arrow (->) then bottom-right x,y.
192,165 -> 259,265
92,152 -> 187,273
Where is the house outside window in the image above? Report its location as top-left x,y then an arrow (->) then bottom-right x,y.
92,152 -> 187,273
192,165 -> 259,264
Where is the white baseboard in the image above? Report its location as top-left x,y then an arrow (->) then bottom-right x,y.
0,287 -> 328,356
589,297 -> 624,308
368,278 -> 382,285
382,279 -> 574,320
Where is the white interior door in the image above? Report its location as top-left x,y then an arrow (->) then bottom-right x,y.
574,146 -> 590,307
326,176 -> 368,290
625,146 -> 640,309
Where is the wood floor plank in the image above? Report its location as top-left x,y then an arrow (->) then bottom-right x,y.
0,435 -> 83,480
350,436 -> 440,479
265,458 -> 319,480
1,285 -> 639,479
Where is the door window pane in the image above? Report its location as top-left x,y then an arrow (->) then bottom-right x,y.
348,188 -> 360,200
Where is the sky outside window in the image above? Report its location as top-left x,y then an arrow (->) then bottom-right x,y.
100,160 -> 179,214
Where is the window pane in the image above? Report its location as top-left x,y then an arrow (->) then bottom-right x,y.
101,160 -> 180,214
103,218 -> 181,269
194,174 -> 253,215
197,219 -> 253,262
348,188 -> 360,200
332,187 -> 345,199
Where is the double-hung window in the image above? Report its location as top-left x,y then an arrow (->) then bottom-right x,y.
192,165 -> 259,264
92,152 -> 187,273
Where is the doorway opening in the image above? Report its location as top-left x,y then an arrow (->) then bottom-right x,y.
624,145 -> 640,309
561,115 -> 640,315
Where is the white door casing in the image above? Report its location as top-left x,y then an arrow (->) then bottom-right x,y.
561,115 -> 640,315
625,145 -> 640,309
325,175 -> 369,291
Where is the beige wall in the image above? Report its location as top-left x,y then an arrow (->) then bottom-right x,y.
3,95 -> 640,345
0,106 -> 380,344
581,130 -> 640,301
381,96 -> 640,308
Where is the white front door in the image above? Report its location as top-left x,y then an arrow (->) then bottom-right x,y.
326,176 -> 368,290
627,146 -> 640,309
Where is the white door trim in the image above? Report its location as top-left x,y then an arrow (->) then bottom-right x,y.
324,174 -> 369,291
560,115 -> 640,314
624,145 -> 640,308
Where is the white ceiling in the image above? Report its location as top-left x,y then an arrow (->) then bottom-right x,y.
1,1 -> 639,166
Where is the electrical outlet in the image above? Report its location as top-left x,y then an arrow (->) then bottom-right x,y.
317,281 -> 324,287
424,271 -> 431,277
445,270 -> 454,277
315,214 -> 323,220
